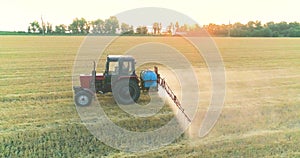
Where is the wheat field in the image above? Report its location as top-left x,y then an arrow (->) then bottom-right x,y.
0,36 -> 299,157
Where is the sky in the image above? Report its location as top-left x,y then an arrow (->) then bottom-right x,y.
1,0 -> 299,31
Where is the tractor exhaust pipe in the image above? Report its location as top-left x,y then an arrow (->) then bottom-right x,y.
90,61 -> 96,92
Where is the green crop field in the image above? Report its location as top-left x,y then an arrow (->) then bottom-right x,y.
0,36 -> 300,157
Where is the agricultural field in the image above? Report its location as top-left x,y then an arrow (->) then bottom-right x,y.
0,36 -> 300,157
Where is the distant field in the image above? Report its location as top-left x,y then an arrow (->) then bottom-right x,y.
0,36 -> 300,157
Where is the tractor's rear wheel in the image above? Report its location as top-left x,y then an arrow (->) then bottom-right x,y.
113,80 -> 140,105
75,90 -> 92,106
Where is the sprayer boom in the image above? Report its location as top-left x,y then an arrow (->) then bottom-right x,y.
158,77 -> 191,122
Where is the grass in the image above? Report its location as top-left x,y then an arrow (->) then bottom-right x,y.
0,36 -> 300,157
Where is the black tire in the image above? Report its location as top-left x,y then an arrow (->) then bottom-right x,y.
74,90 -> 92,106
113,80 -> 140,105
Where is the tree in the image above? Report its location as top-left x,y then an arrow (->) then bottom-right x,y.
46,22 -> 53,34
152,22 -> 159,34
204,23 -> 217,35
288,22 -> 300,37
179,24 -> 189,32
104,16 -> 119,34
120,23 -> 131,33
27,26 -> 31,33
203,23 -> 229,36
175,21 -> 180,32
158,23 -> 162,34
262,28 -> 273,37
167,22 -> 175,34
230,28 -> 248,37
91,19 -> 104,34
230,23 -> 247,37
247,21 -> 255,30
55,24 -> 67,34
78,18 -> 89,34
136,26 -> 148,34
233,22 -> 246,29
29,21 -> 40,33
277,21 -> 289,36
39,21 -> 46,34
288,27 -> 300,37
192,24 -> 201,32
289,22 -> 300,28
265,22 -> 276,31
68,18 -> 89,34
69,18 -> 80,34
254,20 -> 263,29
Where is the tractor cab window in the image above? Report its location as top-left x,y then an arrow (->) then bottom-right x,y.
107,60 -> 133,75
120,61 -> 133,75
108,61 -> 119,75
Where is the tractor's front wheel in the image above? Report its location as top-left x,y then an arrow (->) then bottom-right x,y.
113,80 -> 140,105
74,90 -> 92,106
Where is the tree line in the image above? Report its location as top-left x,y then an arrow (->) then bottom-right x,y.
28,17 -> 300,37
204,21 -> 300,37
28,16 -> 122,35
27,16 -> 184,35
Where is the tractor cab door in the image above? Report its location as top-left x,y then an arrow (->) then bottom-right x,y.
103,60 -> 117,92
103,57 -> 136,92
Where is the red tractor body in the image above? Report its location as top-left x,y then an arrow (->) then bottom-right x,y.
73,55 -> 155,106
79,74 -> 104,89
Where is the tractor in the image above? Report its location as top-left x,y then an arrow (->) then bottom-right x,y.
73,55 -> 158,106
73,55 -> 191,122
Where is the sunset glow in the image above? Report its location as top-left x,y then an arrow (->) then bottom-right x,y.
1,0 -> 299,31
